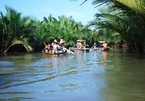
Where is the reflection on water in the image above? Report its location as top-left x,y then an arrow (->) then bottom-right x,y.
0,51 -> 145,101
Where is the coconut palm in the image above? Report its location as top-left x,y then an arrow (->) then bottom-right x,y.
37,15 -> 92,47
87,0 -> 145,52
0,7 -> 34,53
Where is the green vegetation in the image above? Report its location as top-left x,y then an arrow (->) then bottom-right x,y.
1,0 -> 145,54
0,7 -> 35,54
88,0 -> 145,52
0,7 -> 98,54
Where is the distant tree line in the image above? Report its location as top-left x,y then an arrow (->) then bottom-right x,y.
0,7 -> 101,54
1,0 -> 145,54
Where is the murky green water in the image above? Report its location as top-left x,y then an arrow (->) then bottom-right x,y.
0,50 -> 145,101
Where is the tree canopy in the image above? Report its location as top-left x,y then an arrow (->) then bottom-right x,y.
1,0 -> 145,54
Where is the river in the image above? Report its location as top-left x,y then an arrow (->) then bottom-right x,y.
0,50 -> 145,101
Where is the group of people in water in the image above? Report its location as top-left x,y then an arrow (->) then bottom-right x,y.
74,40 -> 109,51
75,40 -> 86,49
43,39 -> 66,54
43,39 -> 110,54
91,41 -> 110,51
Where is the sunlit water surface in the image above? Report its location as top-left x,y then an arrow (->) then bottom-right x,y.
0,50 -> 145,101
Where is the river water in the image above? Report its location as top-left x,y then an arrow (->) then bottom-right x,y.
0,50 -> 145,101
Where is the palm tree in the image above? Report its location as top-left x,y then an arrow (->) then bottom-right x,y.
88,5 -> 123,45
0,7 -> 34,54
37,15 -> 92,47
87,0 -> 145,52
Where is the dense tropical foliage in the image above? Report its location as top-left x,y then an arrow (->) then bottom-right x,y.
88,0 -> 145,52
0,7 -> 98,54
1,0 -> 145,54
0,7 -> 34,53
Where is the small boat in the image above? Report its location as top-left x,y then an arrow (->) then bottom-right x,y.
102,47 -> 110,51
89,47 -> 102,50
42,49 -> 67,56
69,47 -> 90,51
89,47 -> 110,51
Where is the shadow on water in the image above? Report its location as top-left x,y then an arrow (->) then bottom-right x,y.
0,51 -> 145,101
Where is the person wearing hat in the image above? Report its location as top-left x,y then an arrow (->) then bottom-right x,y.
76,40 -> 81,49
102,41 -> 108,48
102,41 -> 110,51
59,39 -> 65,47
51,39 -> 58,53
54,39 -> 58,43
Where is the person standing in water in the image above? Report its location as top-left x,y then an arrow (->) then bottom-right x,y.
102,41 -> 110,51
